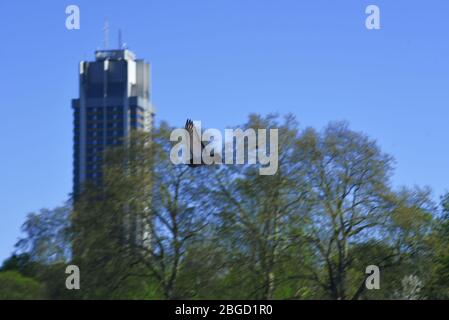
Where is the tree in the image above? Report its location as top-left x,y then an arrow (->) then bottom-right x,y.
394,275 -> 425,300
145,122 -> 211,299
16,205 -> 71,264
0,253 -> 36,277
8,114 -> 445,300
294,122 -> 396,299
10,205 -> 76,299
71,125 -> 210,299
0,271 -> 45,300
424,192 -> 449,298
71,130 -> 154,299
209,114 -> 309,299
348,187 -> 434,300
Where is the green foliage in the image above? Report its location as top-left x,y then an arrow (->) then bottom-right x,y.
6,114 -> 449,300
423,193 -> 449,298
16,205 -> 71,264
0,271 -> 44,300
1,253 -> 36,276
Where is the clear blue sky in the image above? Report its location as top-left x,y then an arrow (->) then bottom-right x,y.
0,0 -> 448,264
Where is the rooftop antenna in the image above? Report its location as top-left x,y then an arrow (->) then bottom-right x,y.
103,19 -> 109,49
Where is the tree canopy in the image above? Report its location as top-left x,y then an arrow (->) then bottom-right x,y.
3,114 -> 448,300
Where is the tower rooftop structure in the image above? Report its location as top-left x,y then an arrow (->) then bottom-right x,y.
72,48 -> 154,196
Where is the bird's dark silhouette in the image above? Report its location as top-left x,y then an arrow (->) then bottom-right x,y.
185,119 -> 205,167
184,119 -> 220,167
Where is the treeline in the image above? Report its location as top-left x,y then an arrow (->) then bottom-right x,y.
1,114 -> 448,300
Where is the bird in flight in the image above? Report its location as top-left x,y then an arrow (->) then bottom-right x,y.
184,119 -> 220,167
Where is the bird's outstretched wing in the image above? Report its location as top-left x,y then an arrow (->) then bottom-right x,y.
185,119 -> 205,149
185,119 -> 204,167
184,119 -> 221,167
